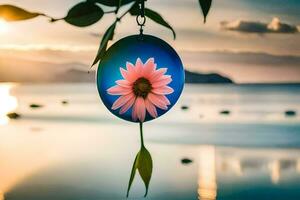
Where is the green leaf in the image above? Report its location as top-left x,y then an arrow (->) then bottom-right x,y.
91,22 -> 116,67
127,146 -> 153,197
116,0 -> 123,13
145,8 -> 176,40
0,4 -> 42,21
137,147 -> 153,197
130,6 -> 176,40
126,153 -> 139,197
64,2 -> 104,27
129,1 -> 140,16
88,0 -> 135,7
128,1 -> 139,15
198,0 -> 212,23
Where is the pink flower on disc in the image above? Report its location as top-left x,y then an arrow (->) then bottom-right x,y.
107,57 -> 174,122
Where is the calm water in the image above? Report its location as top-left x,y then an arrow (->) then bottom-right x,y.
0,83 -> 300,200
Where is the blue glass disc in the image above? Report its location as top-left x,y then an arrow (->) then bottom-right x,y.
97,34 -> 184,122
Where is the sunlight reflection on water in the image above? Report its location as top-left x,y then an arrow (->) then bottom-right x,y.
0,84 -> 18,125
0,84 -> 300,199
198,146 -> 217,200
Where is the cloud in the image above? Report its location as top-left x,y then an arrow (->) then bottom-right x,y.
179,50 -> 300,83
1,48 -> 300,83
220,17 -> 300,34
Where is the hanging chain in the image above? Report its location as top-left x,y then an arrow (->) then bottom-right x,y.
136,0 -> 146,39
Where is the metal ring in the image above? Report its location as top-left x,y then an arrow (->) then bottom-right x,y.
136,15 -> 146,26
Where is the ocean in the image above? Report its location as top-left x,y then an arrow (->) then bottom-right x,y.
0,83 -> 300,200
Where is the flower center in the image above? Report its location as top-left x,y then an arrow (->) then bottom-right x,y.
133,77 -> 152,98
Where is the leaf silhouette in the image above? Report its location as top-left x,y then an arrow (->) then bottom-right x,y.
64,2 -> 104,27
116,0 -> 123,14
128,1 -> 139,15
126,153 -> 139,197
88,0 -> 135,7
129,4 -> 176,40
127,146 -> 153,197
0,4 -> 42,21
144,8 -> 176,39
198,0 -> 212,23
91,22 -> 116,66
137,147 -> 153,197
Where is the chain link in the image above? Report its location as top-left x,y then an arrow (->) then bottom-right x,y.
136,15 -> 146,26
136,0 -> 146,40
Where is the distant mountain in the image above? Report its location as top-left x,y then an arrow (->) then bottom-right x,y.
56,68 -> 233,84
185,70 -> 233,84
0,55 -> 233,84
54,68 -> 95,82
0,56 -> 90,82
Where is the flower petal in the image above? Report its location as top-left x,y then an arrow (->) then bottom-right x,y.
152,75 -> 172,88
145,98 -> 158,118
149,68 -> 167,82
152,86 -> 174,95
135,97 -> 146,122
135,58 -> 143,77
107,85 -> 132,95
116,80 -> 132,88
120,68 -> 136,82
120,68 -> 128,79
119,96 -> 136,114
143,58 -> 156,77
111,93 -> 135,110
161,95 -> 171,105
126,61 -> 135,74
132,99 -> 138,121
147,93 -> 168,110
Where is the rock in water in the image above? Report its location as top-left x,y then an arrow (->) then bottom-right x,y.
220,110 -> 230,115
7,112 -> 21,119
285,110 -> 296,117
61,100 -> 69,105
30,104 -> 43,109
181,105 -> 189,110
181,158 -> 193,165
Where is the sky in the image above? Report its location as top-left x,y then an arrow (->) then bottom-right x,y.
0,0 -> 299,83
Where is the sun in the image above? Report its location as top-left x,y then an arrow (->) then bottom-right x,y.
0,18 -> 9,33
0,84 -> 18,125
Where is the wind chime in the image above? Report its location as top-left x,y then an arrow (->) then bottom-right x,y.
96,0 -> 185,197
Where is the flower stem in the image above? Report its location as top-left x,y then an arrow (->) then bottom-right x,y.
139,122 -> 144,148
